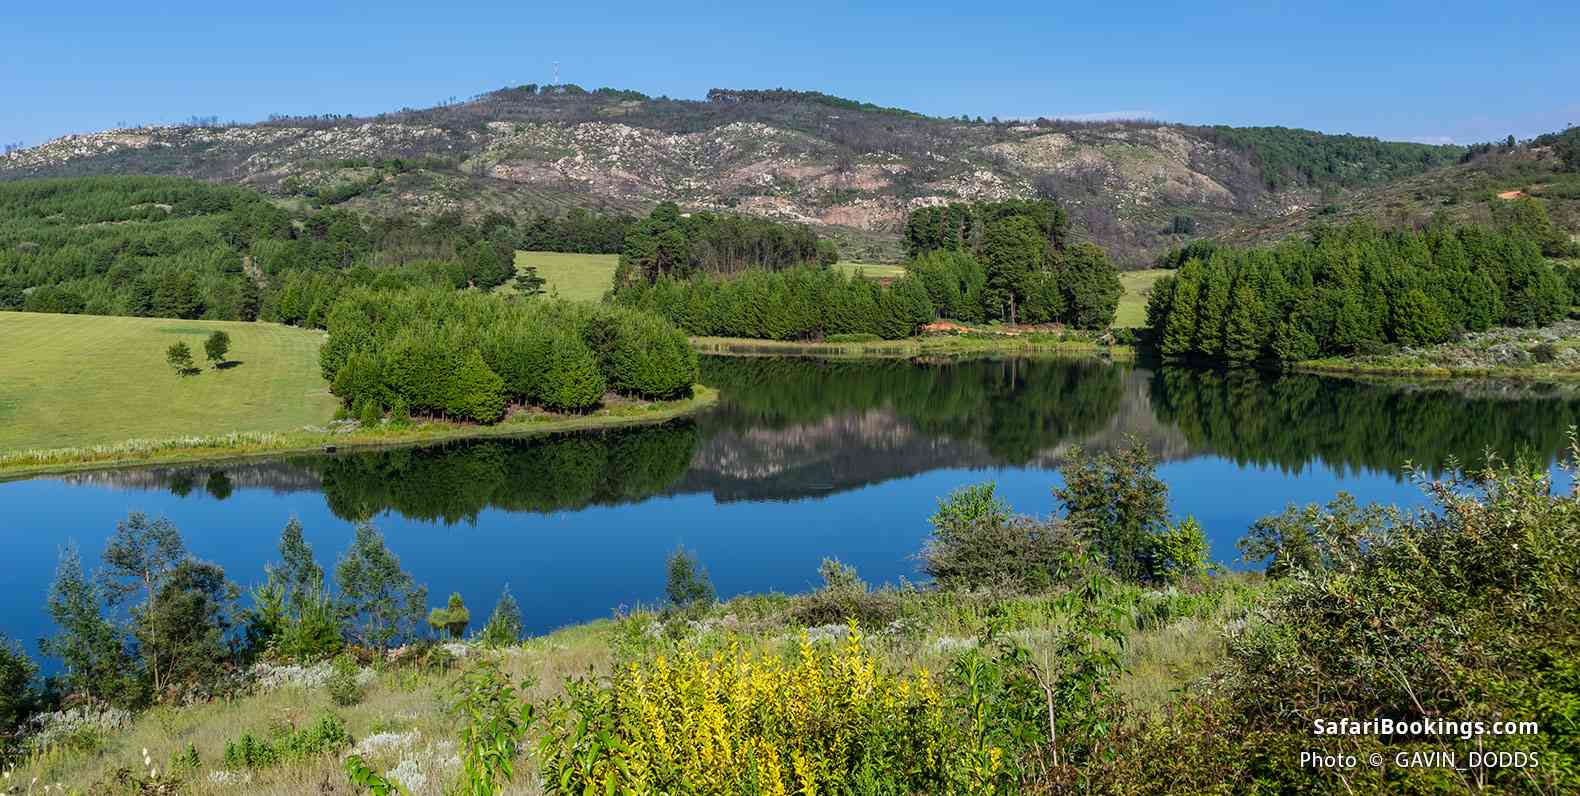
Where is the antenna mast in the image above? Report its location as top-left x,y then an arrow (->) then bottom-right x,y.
553,61 -> 560,87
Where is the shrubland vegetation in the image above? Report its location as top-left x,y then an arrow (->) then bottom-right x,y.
4,436 -> 1573,794
1145,217 -> 1577,363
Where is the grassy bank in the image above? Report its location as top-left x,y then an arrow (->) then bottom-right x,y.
7,570 -> 1265,795
1292,356 -> 1580,381
0,386 -> 717,480
691,333 -> 1136,359
0,312 -> 340,451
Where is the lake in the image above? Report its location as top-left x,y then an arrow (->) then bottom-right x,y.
4,355 -> 1578,664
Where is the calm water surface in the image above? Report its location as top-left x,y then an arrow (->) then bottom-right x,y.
5,356 -> 1578,665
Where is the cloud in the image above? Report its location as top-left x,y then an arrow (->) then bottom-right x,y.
1406,135 -> 1457,145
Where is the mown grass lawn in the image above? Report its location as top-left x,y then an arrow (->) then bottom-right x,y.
0,311 -> 339,451
1115,268 -> 1171,328
512,250 -> 619,302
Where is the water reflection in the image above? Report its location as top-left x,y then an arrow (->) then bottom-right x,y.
57,358 -> 1580,519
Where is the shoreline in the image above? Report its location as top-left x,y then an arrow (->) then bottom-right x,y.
690,334 -> 1138,359
0,386 -> 718,481
1290,358 -> 1580,382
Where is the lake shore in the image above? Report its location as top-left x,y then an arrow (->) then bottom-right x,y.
0,385 -> 718,480
691,333 -> 1137,359
1291,354 -> 1580,381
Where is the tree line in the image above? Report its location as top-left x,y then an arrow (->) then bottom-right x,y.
0,177 -> 534,324
1145,219 -> 1576,362
614,201 -> 834,285
905,199 -> 1122,326
320,287 -> 697,423
615,199 -> 1124,339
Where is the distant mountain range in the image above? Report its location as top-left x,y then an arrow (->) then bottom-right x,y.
0,85 -> 1477,265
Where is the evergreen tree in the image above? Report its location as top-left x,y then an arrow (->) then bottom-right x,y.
1057,242 -> 1123,329
1389,288 -> 1450,346
426,593 -> 471,639
981,216 -> 1043,323
1193,262 -> 1231,356
1222,283 -> 1264,361
1160,277 -> 1199,358
480,585 -> 525,647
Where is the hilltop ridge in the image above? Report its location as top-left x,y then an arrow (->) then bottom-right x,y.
1,85 -> 1464,265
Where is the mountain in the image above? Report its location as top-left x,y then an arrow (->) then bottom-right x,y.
0,85 -> 1464,266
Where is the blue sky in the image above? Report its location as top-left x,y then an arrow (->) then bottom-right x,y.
4,1 -> 1577,148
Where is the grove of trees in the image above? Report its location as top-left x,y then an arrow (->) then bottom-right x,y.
614,202 -> 829,284
1145,219 -> 1574,362
320,287 -> 697,422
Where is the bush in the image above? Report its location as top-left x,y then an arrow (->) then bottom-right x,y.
223,713 -> 353,770
789,559 -> 902,627
479,585 -> 525,647
326,654 -> 362,707
539,627 -> 1016,793
921,483 -> 1073,591
664,547 -> 715,613
357,398 -> 382,428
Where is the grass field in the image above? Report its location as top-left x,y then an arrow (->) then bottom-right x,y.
1115,268 -> 1171,328
834,261 -> 907,280
513,250 -> 619,302
0,312 -> 339,452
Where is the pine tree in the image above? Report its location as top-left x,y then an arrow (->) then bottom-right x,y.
480,585 -> 524,647
1160,277 -> 1199,358
1193,263 -> 1231,356
1222,283 -> 1264,361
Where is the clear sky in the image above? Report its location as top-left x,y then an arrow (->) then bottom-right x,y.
4,0 -> 1577,148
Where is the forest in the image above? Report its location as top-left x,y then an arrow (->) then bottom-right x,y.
0,177 -> 524,323
1144,216 -> 1577,362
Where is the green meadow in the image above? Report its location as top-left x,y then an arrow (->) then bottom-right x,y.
0,312 -> 340,452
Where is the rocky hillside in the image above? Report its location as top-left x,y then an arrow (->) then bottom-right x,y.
1221,141 -> 1580,251
0,86 -> 1463,266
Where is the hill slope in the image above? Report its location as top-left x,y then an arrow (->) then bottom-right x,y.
1220,141 -> 1580,250
0,86 -> 1462,266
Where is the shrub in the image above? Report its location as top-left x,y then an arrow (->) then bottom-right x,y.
426,592 -> 470,639
539,627 -> 1016,794
203,330 -> 231,367
664,546 -> 715,613
326,654 -> 362,707
165,341 -> 195,375
921,482 -> 1072,591
790,559 -> 902,628
479,585 -> 524,647
357,398 -> 382,428
1146,516 -> 1209,583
